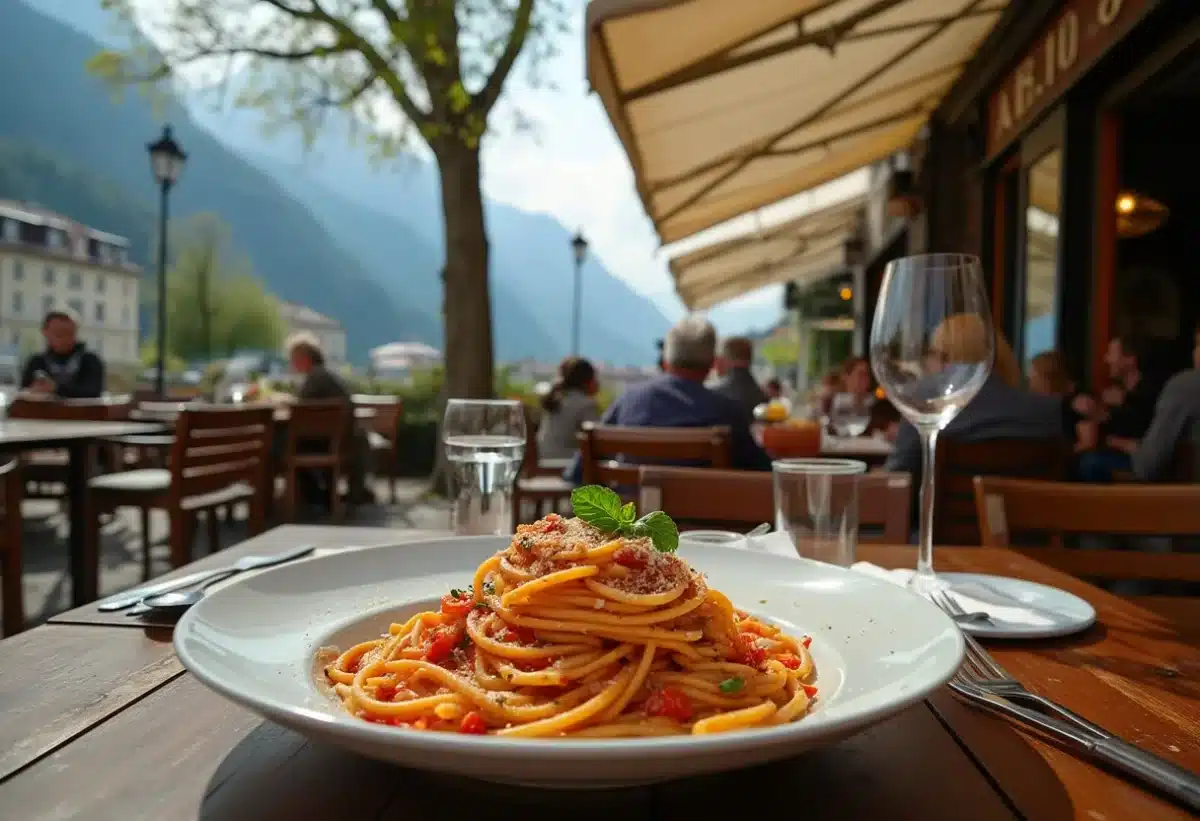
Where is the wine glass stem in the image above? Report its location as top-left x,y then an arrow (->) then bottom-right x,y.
915,425 -> 940,586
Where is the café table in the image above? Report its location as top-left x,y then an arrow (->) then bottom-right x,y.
1,525 -> 1196,820
0,418 -> 165,605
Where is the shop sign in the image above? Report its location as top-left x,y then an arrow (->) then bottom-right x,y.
987,0 -> 1154,157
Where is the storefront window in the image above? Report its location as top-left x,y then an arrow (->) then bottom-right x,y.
1023,149 -> 1060,362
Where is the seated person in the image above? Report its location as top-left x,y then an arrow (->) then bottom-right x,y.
20,309 -> 105,399
712,336 -> 768,419
566,316 -> 771,483
865,398 -> 902,443
537,356 -> 601,460
284,332 -> 370,504
1133,328 -> 1200,481
765,378 -> 784,401
1028,350 -> 1075,396
1077,335 -> 1164,481
828,356 -> 875,433
885,326 -> 1068,484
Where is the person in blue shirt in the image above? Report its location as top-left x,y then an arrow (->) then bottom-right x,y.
566,316 -> 772,483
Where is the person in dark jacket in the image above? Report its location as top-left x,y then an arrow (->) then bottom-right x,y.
20,309 -> 105,399
712,336 -> 768,419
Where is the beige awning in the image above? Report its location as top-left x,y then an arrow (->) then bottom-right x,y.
670,195 -> 864,310
587,0 -> 1010,244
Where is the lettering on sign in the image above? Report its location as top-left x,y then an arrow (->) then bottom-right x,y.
987,0 -> 1151,157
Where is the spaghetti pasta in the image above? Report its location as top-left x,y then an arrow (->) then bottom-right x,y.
323,512 -> 818,737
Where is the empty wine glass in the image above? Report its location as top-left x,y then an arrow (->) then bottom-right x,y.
868,254 -> 993,593
443,399 -> 527,535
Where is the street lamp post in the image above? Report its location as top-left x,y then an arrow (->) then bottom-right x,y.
570,231 -> 588,356
147,125 -> 187,398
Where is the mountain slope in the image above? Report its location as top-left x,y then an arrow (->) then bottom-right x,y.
0,0 -> 435,362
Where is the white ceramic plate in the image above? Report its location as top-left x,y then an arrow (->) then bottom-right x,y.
942,573 -> 1097,640
174,536 -> 964,788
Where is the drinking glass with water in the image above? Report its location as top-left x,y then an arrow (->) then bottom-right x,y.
443,399 -> 526,536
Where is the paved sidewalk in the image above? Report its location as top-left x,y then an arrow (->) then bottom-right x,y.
14,478 -> 451,626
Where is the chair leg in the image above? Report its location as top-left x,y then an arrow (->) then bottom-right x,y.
168,508 -> 192,568
283,468 -> 298,522
2,500 -> 23,637
83,494 -> 102,603
206,509 -> 220,553
140,506 -> 152,581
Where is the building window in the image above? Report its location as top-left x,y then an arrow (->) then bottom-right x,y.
95,302 -> 106,323
12,259 -> 22,280
96,274 -> 106,293
1022,149 -> 1061,363
11,291 -> 22,315
46,229 -> 64,249
68,298 -> 84,318
121,305 -> 130,326
44,266 -> 55,285
68,269 -> 82,289
117,247 -> 128,265
43,295 -> 54,314
1,218 -> 17,242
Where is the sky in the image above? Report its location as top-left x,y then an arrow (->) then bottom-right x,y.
37,0 -> 866,333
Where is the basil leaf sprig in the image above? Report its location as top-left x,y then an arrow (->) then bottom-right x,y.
569,485 -> 679,554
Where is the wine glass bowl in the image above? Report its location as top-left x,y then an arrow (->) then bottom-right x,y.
868,254 -> 994,591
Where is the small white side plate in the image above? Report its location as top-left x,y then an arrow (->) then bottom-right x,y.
942,572 -> 1097,640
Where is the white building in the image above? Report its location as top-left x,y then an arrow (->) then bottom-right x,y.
370,341 -> 441,376
0,201 -> 141,364
278,300 -> 347,365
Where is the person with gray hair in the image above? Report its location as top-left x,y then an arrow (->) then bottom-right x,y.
712,335 -> 768,418
566,315 -> 771,483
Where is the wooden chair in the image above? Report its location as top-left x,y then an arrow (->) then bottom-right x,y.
351,394 -> 403,503
637,466 -> 911,543
281,400 -> 350,520
578,424 -> 731,498
87,406 -> 274,583
1,459 -> 24,636
8,397 -> 133,499
513,407 -> 574,524
933,438 -> 1070,545
973,477 -> 1200,588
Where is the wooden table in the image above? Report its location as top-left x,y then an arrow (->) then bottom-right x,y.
2,526 -> 1197,820
0,418 -> 165,604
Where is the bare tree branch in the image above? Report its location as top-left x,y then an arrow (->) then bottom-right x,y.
472,0 -> 534,116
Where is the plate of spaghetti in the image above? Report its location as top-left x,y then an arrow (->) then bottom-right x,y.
175,487 -> 963,787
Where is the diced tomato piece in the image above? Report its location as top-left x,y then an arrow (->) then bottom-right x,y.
539,514 -> 567,534
644,687 -> 693,721
346,657 -> 361,674
440,592 -> 474,619
735,632 -> 766,668
499,626 -> 538,645
801,635 -> 812,649
613,547 -> 648,569
388,717 -> 409,727
424,623 -> 466,663
459,711 -> 487,734
801,684 -> 819,698
776,653 -> 801,670
375,683 -> 397,702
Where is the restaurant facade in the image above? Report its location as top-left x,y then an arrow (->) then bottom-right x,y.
911,0 -> 1200,388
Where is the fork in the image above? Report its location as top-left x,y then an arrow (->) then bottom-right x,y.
930,587 -> 1200,811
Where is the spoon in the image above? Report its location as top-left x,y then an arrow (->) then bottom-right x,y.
136,545 -> 316,616
745,523 -> 771,538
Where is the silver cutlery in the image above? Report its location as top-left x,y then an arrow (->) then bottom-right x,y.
745,523 -> 771,538
930,588 -> 1200,811
99,545 -> 315,613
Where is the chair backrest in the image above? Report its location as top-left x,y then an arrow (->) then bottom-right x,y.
170,406 -> 274,500
9,397 -> 130,421
285,400 -> 350,459
351,394 -> 403,439
934,437 -> 1069,545
973,476 -> 1200,582
0,458 -> 19,512
579,424 -> 731,490
636,466 -> 911,543
520,403 -> 540,478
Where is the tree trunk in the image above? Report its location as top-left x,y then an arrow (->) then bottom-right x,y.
428,144 -> 494,497
437,144 -> 494,400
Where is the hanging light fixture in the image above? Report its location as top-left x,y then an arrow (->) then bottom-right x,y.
1115,190 -> 1169,239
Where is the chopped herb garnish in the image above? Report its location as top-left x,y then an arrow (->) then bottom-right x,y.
449,588 -> 467,599
570,485 -> 680,553
482,581 -> 496,595
718,677 -> 745,694
458,632 -> 472,649
473,601 -> 491,611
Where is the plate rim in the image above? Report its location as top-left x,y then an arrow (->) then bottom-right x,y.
174,537 -> 966,759
942,572 -> 1098,639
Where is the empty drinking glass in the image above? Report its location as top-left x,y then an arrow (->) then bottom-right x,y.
443,399 -> 526,536
868,253 -> 993,593
773,458 -> 867,566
